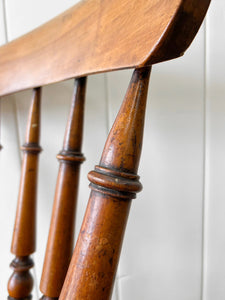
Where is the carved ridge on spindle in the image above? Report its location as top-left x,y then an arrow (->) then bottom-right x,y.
21,143 -> 42,154
56,150 -> 85,164
88,165 -> 142,200
10,256 -> 34,271
8,256 -> 34,300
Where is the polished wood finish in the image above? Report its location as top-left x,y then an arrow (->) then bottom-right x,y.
40,78 -> 86,299
1,0 -> 211,298
59,67 -> 151,300
8,257 -> 34,300
0,0 -> 210,96
8,88 -> 42,300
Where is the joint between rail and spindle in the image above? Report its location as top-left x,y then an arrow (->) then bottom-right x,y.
88,165 -> 142,200
21,143 -> 42,154
57,150 -> 85,164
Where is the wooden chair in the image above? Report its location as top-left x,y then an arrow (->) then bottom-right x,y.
0,0 -> 211,299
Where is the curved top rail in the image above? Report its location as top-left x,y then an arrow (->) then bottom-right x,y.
0,0 -> 210,96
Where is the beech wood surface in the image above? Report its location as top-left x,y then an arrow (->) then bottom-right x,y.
59,67 -> 151,300
8,88 -> 42,300
0,0 -> 210,96
40,78 -> 86,299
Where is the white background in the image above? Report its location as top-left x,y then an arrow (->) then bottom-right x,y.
0,1 -> 224,299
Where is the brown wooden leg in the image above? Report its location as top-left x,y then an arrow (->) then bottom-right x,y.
8,88 -> 42,300
59,67 -> 151,300
40,77 -> 87,299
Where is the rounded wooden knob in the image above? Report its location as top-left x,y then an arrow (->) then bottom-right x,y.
8,271 -> 33,298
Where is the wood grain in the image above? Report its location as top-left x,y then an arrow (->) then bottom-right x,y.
0,0 -> 210,96
40,78 -> 86,299
8,88 -> 42,300
59,67 -> 151,300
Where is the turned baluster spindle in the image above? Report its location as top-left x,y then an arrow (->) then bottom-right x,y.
8,88 -> 42,300
40,77 -> 87,300
59,67 -> 151,300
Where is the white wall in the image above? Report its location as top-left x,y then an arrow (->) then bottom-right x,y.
0,1 -> 224,299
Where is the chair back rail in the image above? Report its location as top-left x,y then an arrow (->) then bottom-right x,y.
0,0 -> 210,97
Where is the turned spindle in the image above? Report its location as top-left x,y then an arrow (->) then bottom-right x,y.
40,77 -> 87,300
59,67 -> 151,300
8,88 -> 42,300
